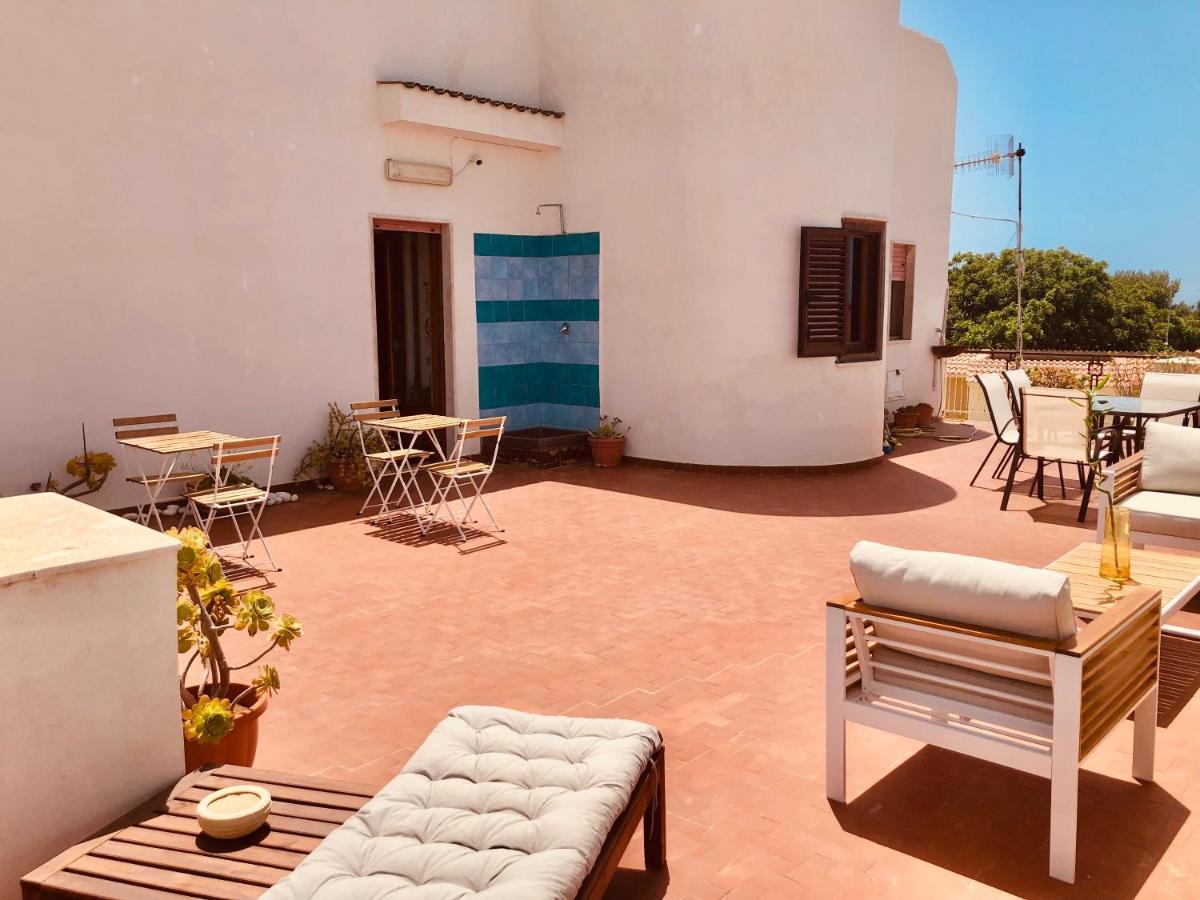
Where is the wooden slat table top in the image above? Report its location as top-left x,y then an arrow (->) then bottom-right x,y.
21,765 -> 380,900
373,414 -> 464,433
117,431 -> 243,455
1046,542 -> 1200,618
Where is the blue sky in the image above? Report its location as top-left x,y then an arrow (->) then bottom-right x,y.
900,0 -> 1200,305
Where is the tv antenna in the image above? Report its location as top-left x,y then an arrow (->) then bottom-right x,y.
955,136 -> 1027,358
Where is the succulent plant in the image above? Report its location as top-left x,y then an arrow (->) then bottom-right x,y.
169,527 -> 303,746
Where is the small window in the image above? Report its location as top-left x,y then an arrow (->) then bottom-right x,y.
797,219 -> 885,361
888,243 -> 915,341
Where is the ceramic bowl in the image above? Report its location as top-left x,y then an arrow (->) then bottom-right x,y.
196,784 -> 271,839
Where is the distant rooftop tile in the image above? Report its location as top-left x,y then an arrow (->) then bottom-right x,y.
377,80 -> 564,118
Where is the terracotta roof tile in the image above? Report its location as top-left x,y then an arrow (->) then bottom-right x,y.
377,80 -> 564,118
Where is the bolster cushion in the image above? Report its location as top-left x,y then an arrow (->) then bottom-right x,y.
849,541 -> 1076,642
1141,421 -> 1200,495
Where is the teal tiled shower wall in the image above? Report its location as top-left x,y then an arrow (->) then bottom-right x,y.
475,233 -> 599,431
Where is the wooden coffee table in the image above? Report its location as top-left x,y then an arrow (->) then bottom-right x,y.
21,764 -> 378,899
1046,542 -> 1200,639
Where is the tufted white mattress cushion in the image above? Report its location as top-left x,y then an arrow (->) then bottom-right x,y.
263,706 -> 662,899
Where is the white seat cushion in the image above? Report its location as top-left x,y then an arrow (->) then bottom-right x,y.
263,706 -> 662,899
1141,421 -> 1200,495
1119,490 -> 1200,541
849,541 -> 1075,686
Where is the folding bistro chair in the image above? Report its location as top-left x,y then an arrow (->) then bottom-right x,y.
971,373 -> 1021,486
113,414 -> 204,529
186,436 -> 282,571
349,400 -> 431,518
417,417 -> 506,542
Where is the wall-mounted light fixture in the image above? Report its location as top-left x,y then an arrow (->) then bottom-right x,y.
385,159 -> 453,186
559,322 -> 571,335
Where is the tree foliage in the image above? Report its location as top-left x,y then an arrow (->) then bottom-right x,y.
946,248 -> 1198,352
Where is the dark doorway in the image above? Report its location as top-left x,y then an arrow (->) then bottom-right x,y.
372,221 -> 446,414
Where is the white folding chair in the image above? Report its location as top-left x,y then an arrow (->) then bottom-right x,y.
349,399 -> 432,519
417,417 -> 506,542
186,435 -> 282,571
1003,367 -> 1032,418
113,413 -> 203,529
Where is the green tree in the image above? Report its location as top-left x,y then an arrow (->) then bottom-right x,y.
946,250 -> 1193,352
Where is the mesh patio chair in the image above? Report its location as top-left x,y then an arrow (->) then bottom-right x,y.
113,414 -> 205,529
186,435 -> 282,571
417,417 -> 506,542
971,373 -> 1021,486
1002,387 -> 1098,521
1003,367 -> 1032,418
349,399 -> 431,518
1140,372 -> 1200,427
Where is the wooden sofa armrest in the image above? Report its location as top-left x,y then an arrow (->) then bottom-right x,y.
1102,451 -> 1144,506
1056,585 -> 1161,658
838,599 -> 1061,652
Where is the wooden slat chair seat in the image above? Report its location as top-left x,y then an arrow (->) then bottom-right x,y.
828,541 -> 1161,884
186,436 -> 281,572
417,417 -> 506,542
186,484 -> 267,507
365,447 -> 430,463
113,413 -> 201,529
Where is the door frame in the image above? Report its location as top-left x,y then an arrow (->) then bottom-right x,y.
369,216 -> 454,414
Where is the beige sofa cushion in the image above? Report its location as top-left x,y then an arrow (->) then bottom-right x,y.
1119,490 -> 1200,541
849,541 -> 1075,686
1141,422 -> 1200,495
263,706 -> 662,900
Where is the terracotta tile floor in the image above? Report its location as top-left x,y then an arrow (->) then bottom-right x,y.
214,430 -> 1200,898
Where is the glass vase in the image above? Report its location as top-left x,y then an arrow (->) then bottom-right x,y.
1099,505 -> 1132,582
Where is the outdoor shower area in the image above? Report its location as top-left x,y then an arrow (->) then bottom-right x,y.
474,232 -> 600,462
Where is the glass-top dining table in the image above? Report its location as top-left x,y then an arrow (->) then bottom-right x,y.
1091,395 -> 1200,459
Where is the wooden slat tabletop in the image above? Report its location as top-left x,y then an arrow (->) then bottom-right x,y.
373,414 -> 464,433
117,431 -> 243,455
21,765 -> 379,900
1046,542 -> 1200,619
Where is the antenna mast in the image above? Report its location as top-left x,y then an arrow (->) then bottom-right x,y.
955,136 -> 1026,359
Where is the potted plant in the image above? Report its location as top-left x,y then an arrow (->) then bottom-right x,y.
914,402 -> 935,427
294,402 -> 375,491
171,527 -> 303,771
892,406 -> 920,429
588,415 -> 629,467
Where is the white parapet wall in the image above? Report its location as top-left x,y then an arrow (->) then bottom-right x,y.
0,493 -> 182,898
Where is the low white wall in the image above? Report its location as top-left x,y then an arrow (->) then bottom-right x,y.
0,495 -> 181,897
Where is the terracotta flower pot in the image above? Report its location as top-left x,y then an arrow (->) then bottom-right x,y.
328,458 -> 365,493
183,684 -> 268,773
892,411 -> 919,429
589,436 -> 626,467
915,405 -> 934,426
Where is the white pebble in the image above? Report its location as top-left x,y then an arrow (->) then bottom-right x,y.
122,512 -> 138,520
162,504 -> 179,517
290,493 -> 299,502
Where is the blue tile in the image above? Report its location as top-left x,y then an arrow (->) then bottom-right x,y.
476,323 -> 500,345
537,258 -> 554,279
581,299 -> 600,320
475,301 -> 492,324
550,257 -> 569,279
568,255 -> 586,277
580,232 -> 600,254
576,321 -> 599,342
474,273 -> 486,299
549,275 -> 567,299
580,254 -> 599,277
473,234 -> 491,255
521,278 -> 537,300
501,278 -> 519,301
474,256 -> 492,278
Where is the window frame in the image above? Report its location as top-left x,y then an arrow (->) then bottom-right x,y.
836,217 -> 886,364
888,241 -> 916,342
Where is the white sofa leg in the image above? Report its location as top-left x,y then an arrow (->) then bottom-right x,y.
825,605 -> 847,803
1133,685 -> 1157,782
1049,655 -> 1082,883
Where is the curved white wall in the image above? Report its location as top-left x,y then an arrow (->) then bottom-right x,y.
540,0 -> 956,466
0,0 -> 955,505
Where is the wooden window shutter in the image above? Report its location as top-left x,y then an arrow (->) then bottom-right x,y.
798,226 -> 852,357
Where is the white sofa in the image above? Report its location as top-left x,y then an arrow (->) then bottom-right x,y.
1096,421 -> 1200,550
827,541 -> 1161,884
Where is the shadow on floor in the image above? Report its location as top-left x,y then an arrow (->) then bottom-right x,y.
365,511 -> 507,554
887,421 -> 984,458
833,746 -> 1187,898
600,865 -> 669,900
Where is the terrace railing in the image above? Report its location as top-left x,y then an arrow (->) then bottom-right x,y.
941,351 -> 1199,422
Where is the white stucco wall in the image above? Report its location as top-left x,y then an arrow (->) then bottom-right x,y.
0,0 -> 956,501
884,27 -> 959,414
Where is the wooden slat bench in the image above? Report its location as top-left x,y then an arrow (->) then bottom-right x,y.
22,752 -> 666,900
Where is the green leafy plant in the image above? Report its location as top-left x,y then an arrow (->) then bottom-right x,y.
293,402 -> 378,484
171,527 -> 302,745
590,415 -> 629,439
